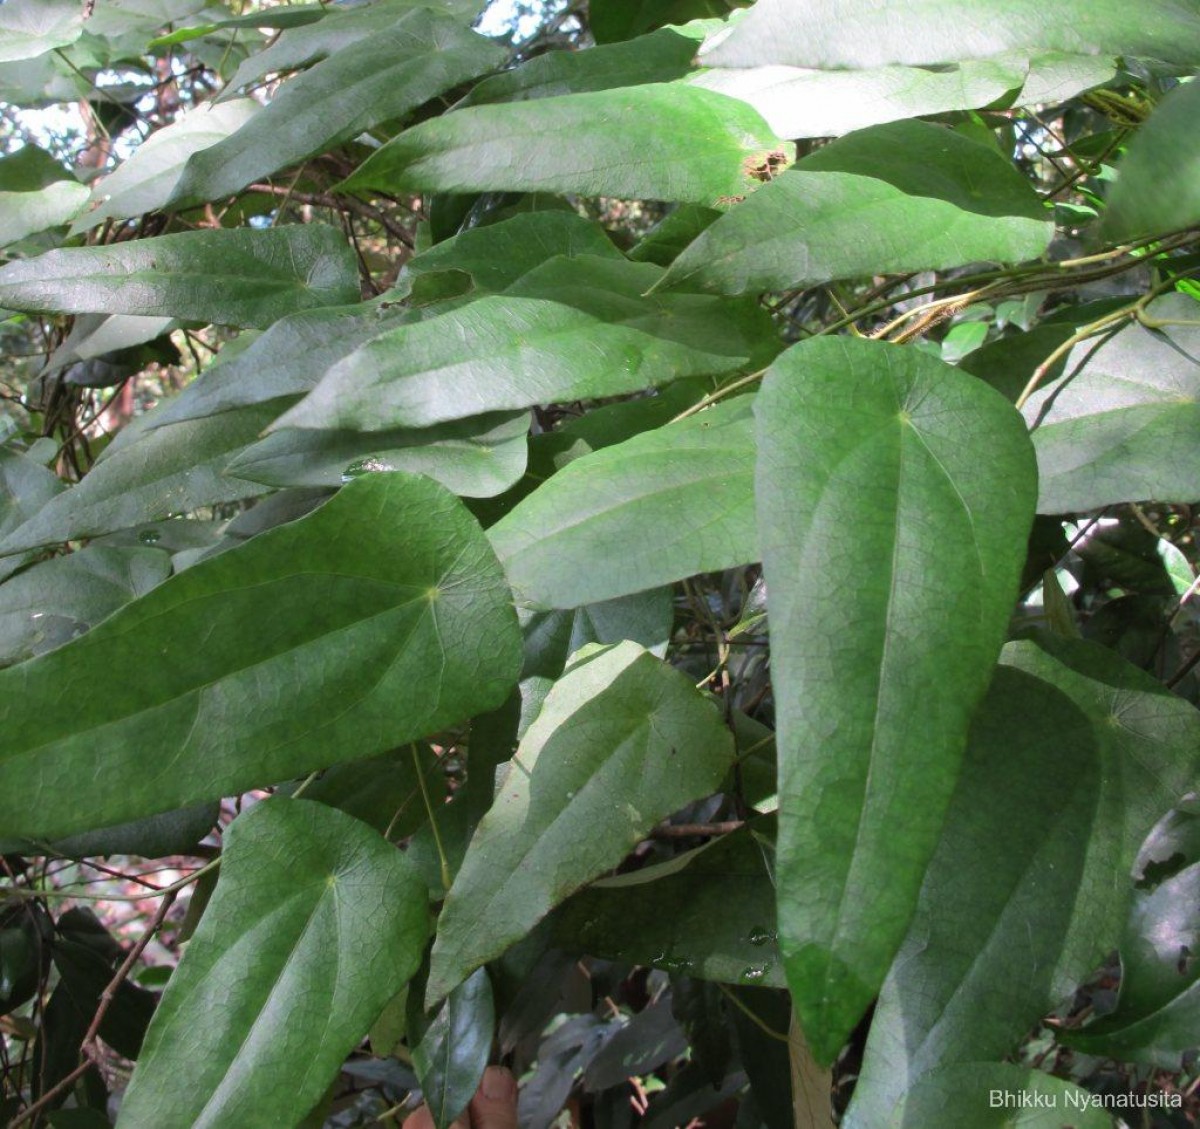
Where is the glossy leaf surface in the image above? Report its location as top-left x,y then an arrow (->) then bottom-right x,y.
411,969 -> 495,1129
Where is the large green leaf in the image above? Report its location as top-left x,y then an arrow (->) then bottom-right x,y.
0,0 -> 83,64
71,99 -> 259,231
490,396 -> 756,609
0,403 -> 278,557
339,85 -> 789,208
272,258 -> 757,432
225,411 -> 529,498
0,225 -> 359,328
119,799 -> 429,1129
755,337 -> 1036,1064
1104,80 -> 1200,239
689,56 -> 1025,139
844,637 -> 1200,1127
461,25 -> 702,106
171,11 -> 503,208
698,0 -> 1200,69
0,473 -> 521,841
552,820 -> 783,986
425,640 -> 734,1003
0,545 -> 170,667
659,120 -> 1051,295
1022,295 -> 1200,513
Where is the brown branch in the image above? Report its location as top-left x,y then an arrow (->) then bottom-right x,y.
10,891 -> 177,1128
649,820 -> 745,839
248,183 -> 414,249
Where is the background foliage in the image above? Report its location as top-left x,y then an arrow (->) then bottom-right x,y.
0,1 -> 1198,1126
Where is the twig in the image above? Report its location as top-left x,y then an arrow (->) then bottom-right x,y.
649,820 -> 744,839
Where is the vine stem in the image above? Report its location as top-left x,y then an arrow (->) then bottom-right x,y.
412,744 -> 451,893
669,367 -> 766,424
9,891 -> 178,1128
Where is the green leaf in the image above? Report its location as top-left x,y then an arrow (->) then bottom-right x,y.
339,84 -> 790,208
0,445 -> 64,541
1065,860 -> 1200,1067
0,473 -> 522,840
841,667 -> 1107,1128
395,211 -> 622,297
689,56 -> 1026,140
119,799 -> 429,1129
1017,52 -> 1117,105
589,1 -> 736,43
0,404 -> 278,557
628,204 -> 721,266
223,0 -> 478,92
844,636 -> 1200,1126
879,1065 -> 1114,1129
698,0 -> 1200,69
225,411 -> 529,498
490,397 -> 756,609
282,745 -> 444,840
411,969 -> 495,1129
23,803 -> 218,861
659,120 -> 1051,295
0,0 -> 83,64
70,99 -> 259,231
0,145 -> 70,192
0,446 -> 66,584
272,258 -> 757,433
426,640 -> 734,1004
755,337 -> 1036,1064
145,303 -> 414,431
0,225 -> 359,329
170,11 -> 504,208
0,180 -> 88,245
0,544 -> 169,667
517,587 -> 674,734
1002,635 -> 1200,881
1103,78 -> 1200,240
1022,295 -> 1200,513
43,313 -> 179,377
551,819 -> 783,986
460,25 -> 702,106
